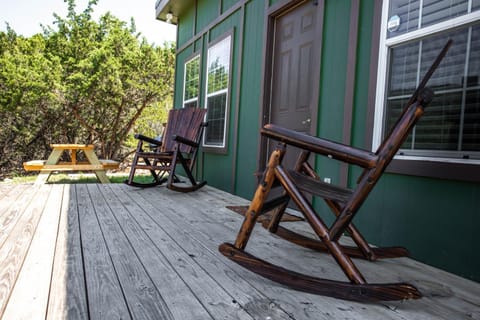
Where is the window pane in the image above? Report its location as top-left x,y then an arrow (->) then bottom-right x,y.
387,0 -> 473,38
422,0 -> 468,28
207,38 -> 230,94
388,42 -> 420,96
419,28 -> 468,90
184,56 -> 200,102
474,0 -> 480,11
387,0 -> 420,38
205,93 -> 226,146
204,35 -> 231,147
468,25 -> 480,88
463,89 -> 480,151
415,91 -> 462,150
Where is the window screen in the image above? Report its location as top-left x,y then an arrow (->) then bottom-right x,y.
183,55 -> 200,108
204,36 -> 231,148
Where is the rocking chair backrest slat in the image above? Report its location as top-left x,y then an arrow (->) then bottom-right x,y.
373,88 -> 434,176
161,108 -> 207,154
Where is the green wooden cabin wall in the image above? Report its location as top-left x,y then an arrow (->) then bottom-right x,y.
174,47 -> 194,108
222,0 -> 241,13
313,0 -> 352,222
355,174 -> 480,281
234,0 -> 264,198
177,2 -> 196,47
196,1 -> 218,33
172,0 -> 480,282
202,11 -> 242,191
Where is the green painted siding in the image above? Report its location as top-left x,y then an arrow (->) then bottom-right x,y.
177,3 -> 196,47
314,0 -> 352,221
351,1 -> 375,150
356,173 -> 480,281
234,0 -> 264,198
196,1 -> 219,34
208,11 -> 241,41
194,38 -> 203,52
174,47 -> 195,107
222,0 -> 240,13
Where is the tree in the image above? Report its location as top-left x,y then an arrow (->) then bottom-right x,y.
44,0 -> 175,159
0,27 -> 63,177
0,0 -> 174,177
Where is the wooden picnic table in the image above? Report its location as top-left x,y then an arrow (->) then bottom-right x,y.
23,144 -> 119,184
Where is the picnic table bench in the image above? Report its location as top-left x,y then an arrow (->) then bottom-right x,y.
23,144 -> 119,184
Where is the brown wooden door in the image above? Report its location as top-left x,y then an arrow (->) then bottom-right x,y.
267,0 -> 324,169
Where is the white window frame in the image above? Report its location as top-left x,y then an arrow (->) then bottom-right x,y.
373,1 -> 480,164
183,54 -> 200,108
203,35 -> 232,149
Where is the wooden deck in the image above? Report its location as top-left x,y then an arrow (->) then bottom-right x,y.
0,183 -> 479,320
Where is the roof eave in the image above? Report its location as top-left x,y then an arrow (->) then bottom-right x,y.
155,0 -> 192,25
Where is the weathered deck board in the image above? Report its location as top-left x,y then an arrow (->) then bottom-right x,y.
0,185 -> 52,317
86,184 -> 174,320
46,185 -> 89,320
75,184 -> 132,319
102,184 -> 254,320
99,184 -> 215,320
2,185 -> 63,320
0,184 -> 37,246
112,184 -> 292,320
0,184 -> 23,205
0,183 -> 478,320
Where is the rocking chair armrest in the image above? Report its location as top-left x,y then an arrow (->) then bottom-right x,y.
134,134 -> 163,147
261,124 -> 378,168
173,135 -> 199,148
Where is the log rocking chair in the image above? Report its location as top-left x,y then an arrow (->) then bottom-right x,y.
125,107 -> 207,192
219,40 -> 452,302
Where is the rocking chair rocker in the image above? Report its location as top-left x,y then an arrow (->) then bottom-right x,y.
125,107 -> 207,192
219,40 -> 452,301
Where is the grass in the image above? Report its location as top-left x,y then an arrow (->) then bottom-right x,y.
1,172 -> 155,184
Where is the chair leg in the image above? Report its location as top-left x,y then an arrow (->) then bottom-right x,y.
127,142 -> 142,185
125,141 -> 168,187
233,143 -> 286,250
166,147 -> 207,193
264,198 -> 289,233
266,150 -> 309,233
274,165 -> 366,285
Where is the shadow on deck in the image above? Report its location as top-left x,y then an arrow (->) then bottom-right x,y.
0,183 -> 479,319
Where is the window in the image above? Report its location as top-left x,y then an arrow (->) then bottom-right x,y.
183,55 -> 200,108
374,1 -> 480,162
203,35 -> 231,148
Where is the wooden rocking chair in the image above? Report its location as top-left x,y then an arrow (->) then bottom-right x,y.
125,107 -> 207,192
219,40 -> 452,301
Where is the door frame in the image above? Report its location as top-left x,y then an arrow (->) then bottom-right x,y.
257,0 -> 324,173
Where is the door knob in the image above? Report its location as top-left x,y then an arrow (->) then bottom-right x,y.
302,118 -> 311,125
